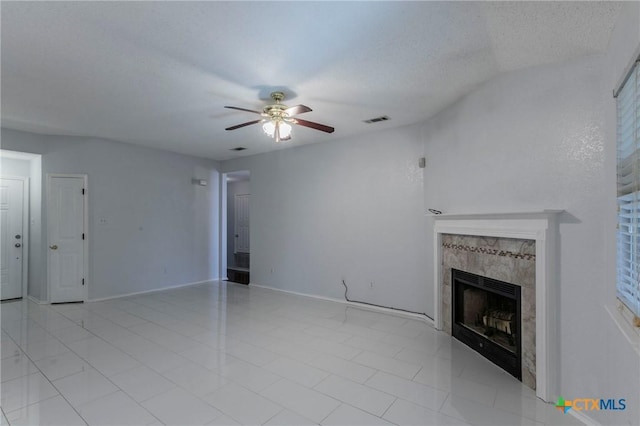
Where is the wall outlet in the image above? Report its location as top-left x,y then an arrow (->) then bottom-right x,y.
99,218 -> 107,224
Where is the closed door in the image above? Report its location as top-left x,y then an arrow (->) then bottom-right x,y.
0,178 -> 24,300
234,194 -> 250,253
48,176 -> 85,303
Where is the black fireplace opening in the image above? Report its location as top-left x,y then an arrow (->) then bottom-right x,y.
452,269 -> 522,380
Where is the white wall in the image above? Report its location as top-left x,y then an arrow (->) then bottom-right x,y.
1,128 -> 221,301
28,156 -> 43,300
226,179 -> 250,267
222,125 -> 428,314
1,157 -> 30,176
420,4 -> 639,423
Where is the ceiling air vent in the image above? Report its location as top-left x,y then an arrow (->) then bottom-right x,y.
363,115 -> 390,124
230,147 -> 247,151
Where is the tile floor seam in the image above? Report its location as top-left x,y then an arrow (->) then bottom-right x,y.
72,388 -> 153,423
409,365 -> 422,381
261,377 -> 344,422
203,382 -> 286,424
349,357 -> 425,385
361,373 -> 428,401
29,327 -> 163,425
210,405 -> 246,425
313,374 -> 398,417
99,307 -> 201,347
436,390 -> 450,412
90,371 -> 172,422
4,393 -> 61,419
317,402 -> 342,424
491,386 -> 500,408
202,374 -> 287,419
3,333 -> 90,423
260,407 -> 287,426
298,352 -> 374,383
379,395 -> 399,418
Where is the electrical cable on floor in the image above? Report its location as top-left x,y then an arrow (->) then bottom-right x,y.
342,279 -> 433,321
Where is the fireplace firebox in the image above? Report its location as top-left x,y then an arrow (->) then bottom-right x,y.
452,269 -> 522,380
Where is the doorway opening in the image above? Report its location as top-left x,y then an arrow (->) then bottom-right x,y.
225,171 -> 250,284
0,150 -> 41,301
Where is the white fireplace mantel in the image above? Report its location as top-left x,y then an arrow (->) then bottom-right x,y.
432,210 -> 562,402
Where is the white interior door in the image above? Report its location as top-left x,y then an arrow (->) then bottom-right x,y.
48,176 -> 86,303
1,178 -> 24,300
234,194 -> 250,254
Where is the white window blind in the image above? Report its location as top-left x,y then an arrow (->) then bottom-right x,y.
617,60 -> 640,317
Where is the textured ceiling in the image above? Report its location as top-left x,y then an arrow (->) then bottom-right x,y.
1,1 -> 621,161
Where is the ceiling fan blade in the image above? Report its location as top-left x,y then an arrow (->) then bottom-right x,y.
224,106 -> 262,115
225,119 -> 262,131
285,104 -> 312,116
293,118 -> 335,133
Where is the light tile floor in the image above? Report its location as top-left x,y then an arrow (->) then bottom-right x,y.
0,281 -> 583,425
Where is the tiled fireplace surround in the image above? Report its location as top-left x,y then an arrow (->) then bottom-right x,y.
432,211 -> 561,402
442,234 -> 535,388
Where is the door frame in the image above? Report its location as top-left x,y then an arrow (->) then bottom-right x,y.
0,176 -> 30,299
234,193 -> 250,254
46,173 -> 88,303
220,173 -> 228,280
220,170 -> 251,281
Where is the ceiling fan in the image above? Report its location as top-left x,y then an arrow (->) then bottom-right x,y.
225,91 -> 335,143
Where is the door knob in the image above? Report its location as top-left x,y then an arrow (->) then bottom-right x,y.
14,243 -> 21,248
49,245 -> 58,250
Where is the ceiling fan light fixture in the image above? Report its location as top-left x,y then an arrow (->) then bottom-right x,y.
226,91 -> 333,142
279,122 -> 292,139
263,120 -> 292,141
262,121 -> 276,137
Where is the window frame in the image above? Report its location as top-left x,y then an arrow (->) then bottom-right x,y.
616,54 -> 640,322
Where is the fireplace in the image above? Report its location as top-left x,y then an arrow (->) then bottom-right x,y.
452,269 -> 521,380
432,211 -> 561,401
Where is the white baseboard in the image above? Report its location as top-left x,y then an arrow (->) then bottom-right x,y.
27,295 -> 47,305
248,282 -> 434,325
88,279 -> 217,302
